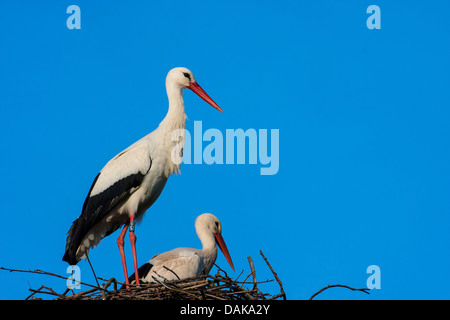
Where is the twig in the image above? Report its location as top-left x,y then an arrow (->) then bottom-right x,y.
153,278 -> 202,300
247,256 -> 257,290
25,285 -> 44,300
213,263 -> 230,278
163,266 -> 181,280
0,267 -> 98,289
259,250 -> 286,300
86,255 -> 101,289
309,284 -> 371,300
29,285 -> 66,299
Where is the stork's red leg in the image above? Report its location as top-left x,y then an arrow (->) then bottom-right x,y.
117,222 -> 130,288
129,214 -> 140,285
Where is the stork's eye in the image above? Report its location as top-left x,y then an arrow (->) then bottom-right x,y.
183,72 -> 191,81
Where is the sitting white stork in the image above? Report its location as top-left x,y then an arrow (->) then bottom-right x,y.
126,213 -> 234,285
62,68 -> 223,287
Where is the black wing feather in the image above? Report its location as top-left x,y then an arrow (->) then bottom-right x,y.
121,262 -> 154,289
63,168 -> 148,265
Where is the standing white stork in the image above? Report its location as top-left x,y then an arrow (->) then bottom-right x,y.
62,67 -> 223,287
126,213 -> 234,285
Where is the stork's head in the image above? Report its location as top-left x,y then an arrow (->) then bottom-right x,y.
167,67 -> 196,88
167,67 -> 223,113
196,213 -> 235,271
196,213 -> 223,235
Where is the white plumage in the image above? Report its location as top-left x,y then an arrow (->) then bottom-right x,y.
127,213 -> 234,284
63,68 -> 223,287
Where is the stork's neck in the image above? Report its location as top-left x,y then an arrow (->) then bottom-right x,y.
195,222 -> 219,274
155,81 -> 187,177
159,81 -> 187,132
196,225 -> 217,252
199,229 -> 218,272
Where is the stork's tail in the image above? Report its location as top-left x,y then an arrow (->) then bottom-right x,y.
62,218 -> 83,265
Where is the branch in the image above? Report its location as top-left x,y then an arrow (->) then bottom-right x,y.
247,256 -> 257,290
309,284 -> 371,300
0,266 -> 105,293
259,250 -> 286,300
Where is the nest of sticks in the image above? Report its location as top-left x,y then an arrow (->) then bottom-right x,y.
7,251 -> 286,300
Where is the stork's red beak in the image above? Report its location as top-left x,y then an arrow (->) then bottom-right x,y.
189,82 -> 224,113
214,233 -> 235,271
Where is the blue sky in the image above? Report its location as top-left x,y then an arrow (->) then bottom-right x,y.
1,1 -> 449,300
